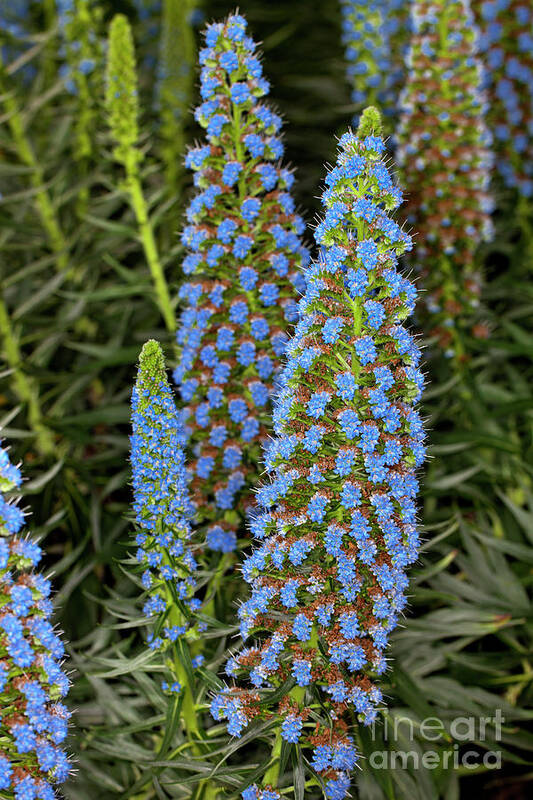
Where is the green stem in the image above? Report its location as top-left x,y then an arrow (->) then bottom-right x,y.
0,297 -> 54,455
0,62 -> 69,274
43,0 -> 59,85
262,732 -> 282,788
517,192 -> 533,267
73,72 -> 92,219
163,583 -> 201,744
202,552 -> 232,621
172,648 -> 201,739
125,161 -> 175,333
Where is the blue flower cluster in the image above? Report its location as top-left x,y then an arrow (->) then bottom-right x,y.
340,0 -> 395,123
242,787 -> 280,800
174,13 -> 309,553
473,0 -> 533,196
397,0 -> 493,356
131,340 -> 201,661
212,109 -> 425,798
0,442 -> 70,799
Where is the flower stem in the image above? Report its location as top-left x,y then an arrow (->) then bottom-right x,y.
125,160 -> 175,333
262,628 -> 318,788
0,297 -> 54,455
163,579 -> 201,744
517,192 -> 533,267
262,731 -> 282,788
202,552 -> 233,621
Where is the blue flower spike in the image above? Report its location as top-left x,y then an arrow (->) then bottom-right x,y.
340,0 -> 394,125
212,108 -> 425,798
174,12 -> 309,554
131,340 -> 203,694
0,441 -> 70,800
473,0 -> 533,197
397,0 -> 493,357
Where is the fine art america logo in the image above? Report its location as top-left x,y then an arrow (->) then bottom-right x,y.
367,711 -> 504,770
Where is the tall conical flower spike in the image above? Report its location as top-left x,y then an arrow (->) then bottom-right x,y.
472,0 -> 533,197
131,340 -> 203,706
340,0 -> 395,126
174,12 -> 309,555
396,0 -> 493,357
383,0 -> 413,119
157,0 -> 200,194
212,108 -> 425,799
0,441 -> 70,799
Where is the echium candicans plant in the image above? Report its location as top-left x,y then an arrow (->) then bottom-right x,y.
211,108 -> 425,799
157,0 -> 201,196
382,0 -> 413,119
131,340 -> 205,743
174,13 -> 309,555
57,0 -> 104,215
472,0 -> 533,198
105,14 -> 175,334
396,0 -> 493,358
132,0 -> 162,67
339,1 -> 394,126
0,442 -> 70,799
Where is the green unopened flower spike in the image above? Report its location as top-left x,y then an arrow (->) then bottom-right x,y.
105,14 -> 175,333
105,14 -> 140,171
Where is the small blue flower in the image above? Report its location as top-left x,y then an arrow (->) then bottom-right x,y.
281,714 -> 303,743
241,197 -> 261,222
292,614 -> 312,641
335,372 -> 358,401
307,391 -> 330,419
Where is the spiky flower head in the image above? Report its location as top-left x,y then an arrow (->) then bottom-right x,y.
396,0 -> 493,355
0,442 -> 70,799
472,0 -> 533,196
131,340 -> 201,663
212,109 -> 425,798
105,13 -> 140,169
174,13 -> 309,554
340,0 -> 394,125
